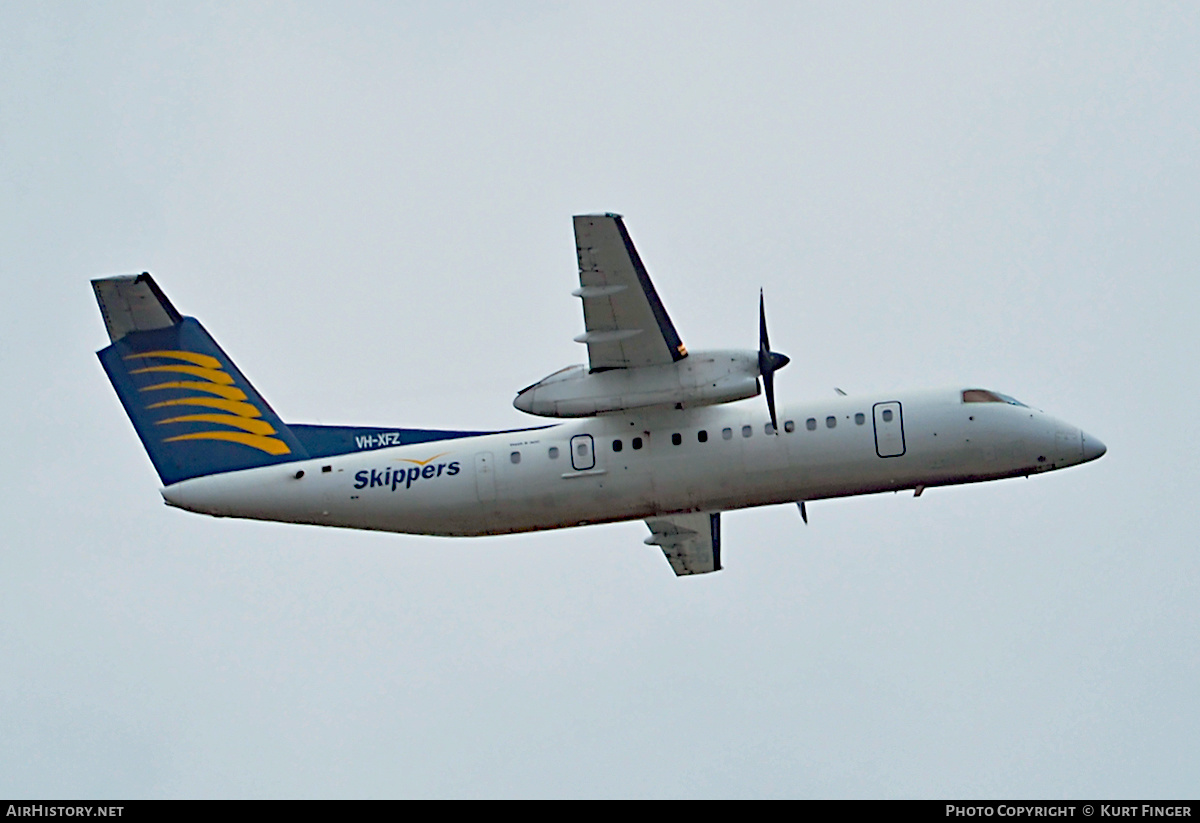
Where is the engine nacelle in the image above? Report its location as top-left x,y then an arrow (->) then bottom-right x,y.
513,350 -> 761,418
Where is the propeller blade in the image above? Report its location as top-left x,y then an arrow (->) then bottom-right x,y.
757,290 -> 790,434
759,290 -> 771,355
764,368 -> 779,433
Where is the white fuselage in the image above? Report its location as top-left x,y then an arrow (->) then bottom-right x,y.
161,388 -> 1103,537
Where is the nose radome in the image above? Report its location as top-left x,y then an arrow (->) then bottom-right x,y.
1080,431 -> 1107,462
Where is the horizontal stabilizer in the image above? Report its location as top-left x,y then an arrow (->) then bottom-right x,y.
92,273 -> 183,343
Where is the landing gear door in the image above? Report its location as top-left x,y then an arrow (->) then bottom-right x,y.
873,402 -> 906,458
570,434 -> 595,471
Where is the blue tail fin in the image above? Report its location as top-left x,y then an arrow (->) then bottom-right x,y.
93,274 -> 308,485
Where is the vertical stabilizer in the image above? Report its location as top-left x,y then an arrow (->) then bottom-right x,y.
93,274 -> 308,485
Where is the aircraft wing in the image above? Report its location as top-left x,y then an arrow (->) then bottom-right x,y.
643,512 -> 721,576
573,214 -> 688,370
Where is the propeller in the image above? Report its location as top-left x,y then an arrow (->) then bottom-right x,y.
758,289 -> 790,433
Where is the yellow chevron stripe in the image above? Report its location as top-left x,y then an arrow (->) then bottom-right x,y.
139,381 -> 249,401
125,350 -> 223,370
164,431 -> 291,455
147,397 -> 262,417
397,452 -> 449,466
130,364 -> 234,385
156,414 -> 277,436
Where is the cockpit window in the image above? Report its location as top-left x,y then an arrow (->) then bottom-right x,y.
962,389 -> 1027,407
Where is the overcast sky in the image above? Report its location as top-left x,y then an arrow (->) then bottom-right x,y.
2,1 -> 1198,798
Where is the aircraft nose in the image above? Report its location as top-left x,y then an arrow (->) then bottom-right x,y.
1080,430 -> 1107,463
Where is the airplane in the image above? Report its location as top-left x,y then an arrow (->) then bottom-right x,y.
93,213 -> 1106,576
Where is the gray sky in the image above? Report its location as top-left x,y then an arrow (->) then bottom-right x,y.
2,1 -> 1198,798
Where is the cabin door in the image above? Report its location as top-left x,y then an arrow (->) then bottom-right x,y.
873,402 -> 906,458
570,434 -> 596,471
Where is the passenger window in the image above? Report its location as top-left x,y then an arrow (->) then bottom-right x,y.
882,409 -> 893,422
826,416 -> 836,428
855,413 -> 865,425
671,433 -> 682,446
510,451 -> 521,464
765,423 -> 776,435
698,430 -> 708,443
784,420 -> 795,433
548,446 -> 559,459
742,425 -> 752,438
806,418 -> 817,431
722,427 -> 733,440
613,439 -> 623,452
632,437 -> 643,450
